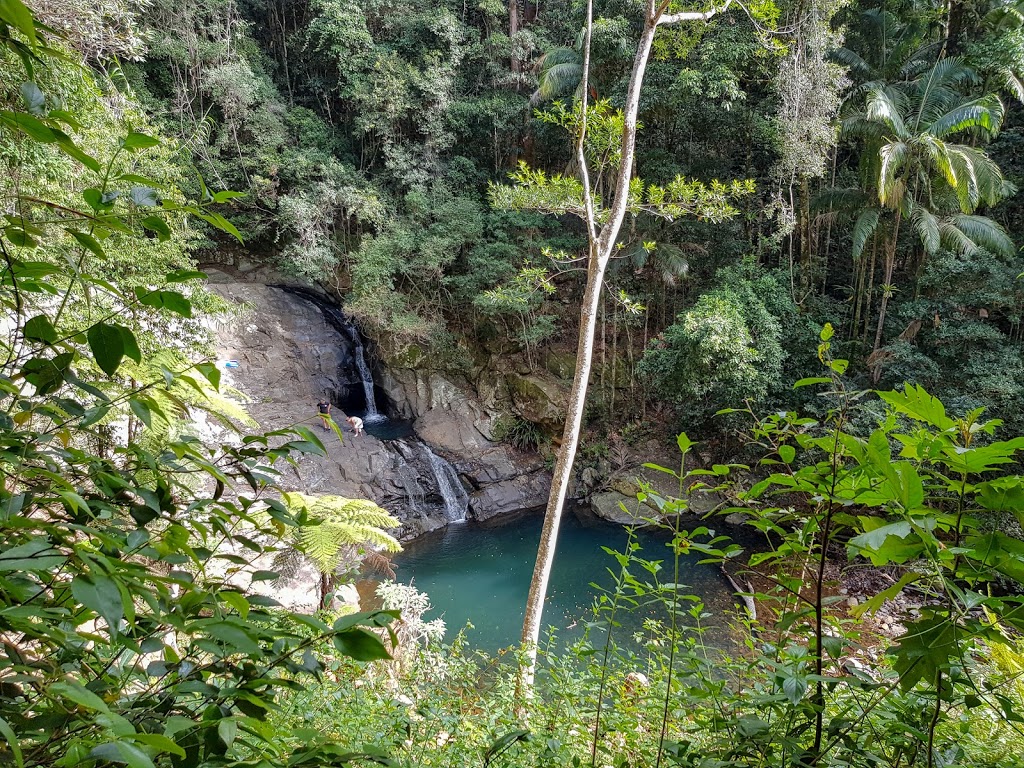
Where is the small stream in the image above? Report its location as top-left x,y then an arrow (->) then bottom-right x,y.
385,510 -> 740,653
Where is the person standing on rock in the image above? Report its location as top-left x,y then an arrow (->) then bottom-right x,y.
317,399 -> 332,432
346,415 -> 364,436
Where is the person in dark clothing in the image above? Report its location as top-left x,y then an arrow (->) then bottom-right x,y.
316,400 -> 332,431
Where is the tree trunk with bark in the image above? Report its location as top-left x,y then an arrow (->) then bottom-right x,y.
517,0 -> 737,698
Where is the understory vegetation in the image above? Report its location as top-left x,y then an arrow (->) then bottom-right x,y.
3,0 -> 1024,766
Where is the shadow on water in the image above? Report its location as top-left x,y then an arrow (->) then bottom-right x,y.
363,418 -> 415,441
374,508 -> 747,654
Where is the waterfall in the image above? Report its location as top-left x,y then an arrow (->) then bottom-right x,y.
425,447 -> 469,523
351,333 -> 384,423
395,459 -> 425,515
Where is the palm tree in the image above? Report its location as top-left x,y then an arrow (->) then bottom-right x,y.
839,56 -> 1015,360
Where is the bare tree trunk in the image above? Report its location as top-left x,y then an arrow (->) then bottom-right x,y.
518,0 -> 735,696
872,210 -> 901,355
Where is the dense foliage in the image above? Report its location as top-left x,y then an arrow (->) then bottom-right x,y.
4,0 -> 1024,766
21,0 -> 1013,441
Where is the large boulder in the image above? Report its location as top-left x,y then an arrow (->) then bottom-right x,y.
589,491 -> 660,525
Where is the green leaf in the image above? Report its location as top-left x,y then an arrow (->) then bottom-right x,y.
87,322 -> 128,376
196,362 -> 220,390
849,520 -> 912,552
134,287 -> 192,317
130,186 -> 159,207
51,681 -> 111,712
19,81 -> 43,114
202,621 -> 261,655
71,574 -> 124,633
0,540 -> 64,571
333,627 -> 391,661
23,314 -> 57,344
217,718 -> 238,748
121,132 -> 160,151
781,674 -> 807,704
4,225 -> 36,247
165,269 -> 206,283
197,210 -> 243,242
0,0 -> 37,46
890,615 -> 960,690
140,216 -> 171,241
793,377 -> 831,388
0,715 -> 24,768
778,444 -> 795,464
55,136 -> 102,173
878,384 -> 955,430
21,352 -> 73,394
67,230 -> 105,259
129,397 -> 152,428
0,110 -> 54,142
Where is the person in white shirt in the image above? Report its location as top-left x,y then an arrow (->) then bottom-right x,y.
346,415 -> 364,436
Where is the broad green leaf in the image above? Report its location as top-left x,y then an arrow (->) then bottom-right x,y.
202,620 -> 261,655
0,540 -> 64,571
217,718 -> 238,748
676,432 -> 693,455
165,269 -> 207,283
0,0 -> 37,45
87,322 -> 127,376
781,674 -> 807,704
19,81 -> 43,114
21,352 -> 73,394
23,314 -> 56,344
71,574 -> 124,633
134,287 -> 192,317
51,681 -> 111,712
778,444 -> 795,464
4,225 -> 36,247
333,627 -> 391,661
849,519 -> 912,554
195,362 -> 220,390
793,377 -> 832,388
141,216 -> 171,241
890,615 -> 960,690
67,230 -> 105,259
130,186 -> 159,207
121,132 -> 160,151
878,384 -> 955,430
55,136 -> 102,173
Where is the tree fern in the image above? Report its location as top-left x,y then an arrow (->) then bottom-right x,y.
283,492 -> 401,574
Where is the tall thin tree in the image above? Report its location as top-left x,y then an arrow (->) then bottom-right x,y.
492,0 -> 758,694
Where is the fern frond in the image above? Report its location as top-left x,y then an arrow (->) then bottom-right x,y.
284,492 -> 401,574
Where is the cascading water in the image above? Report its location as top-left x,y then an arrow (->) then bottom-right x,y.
275,286 -> 471,527
350,332 -> 383,423
425,447 -> 469,523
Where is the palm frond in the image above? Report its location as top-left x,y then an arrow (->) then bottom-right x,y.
986,0 -> 1024,31
812,187 -> 871,216
830,47 -> 874,80
532,47 -> 583,103
909,203 -> 940,254
927,94 -> 1004,140
947,214 -> 1016,257
851,208 -> 881,259
878,141 -> 909,205
866,88 -> 909,137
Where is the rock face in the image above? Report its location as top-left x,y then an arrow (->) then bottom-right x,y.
208,281 -> 551,540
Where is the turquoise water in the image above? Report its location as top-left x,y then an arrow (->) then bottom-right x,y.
388,510 -> 740,653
